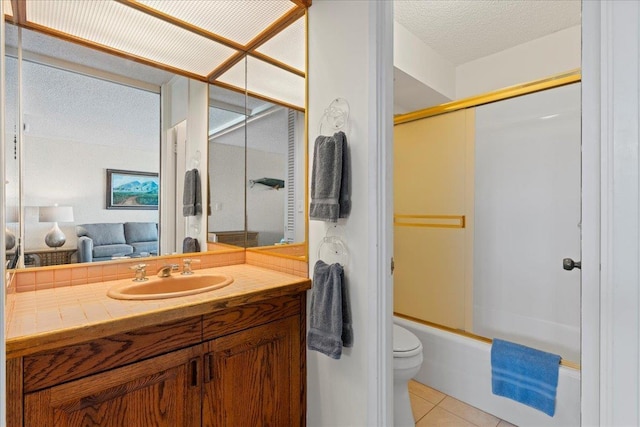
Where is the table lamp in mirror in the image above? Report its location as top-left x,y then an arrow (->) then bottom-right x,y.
39,205 -> 74,248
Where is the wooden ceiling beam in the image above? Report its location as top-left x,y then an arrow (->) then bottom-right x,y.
289,0 -> 312,8
212,80 -> 305,113
207,51 -> 245,82
115,0 -> 245,52
13,21 -> 209,83
207,6 -> 305,82
10,0 -> 26,25
244,6 -> 305,52
9,0 -> 306,91
250,51 -> 305,78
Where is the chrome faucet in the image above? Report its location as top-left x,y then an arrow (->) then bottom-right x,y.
129,263 -> 148,282
157,264 -> 179,278
181,258 -> 201,275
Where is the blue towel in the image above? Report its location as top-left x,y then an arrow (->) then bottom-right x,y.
491,339 -> 561,416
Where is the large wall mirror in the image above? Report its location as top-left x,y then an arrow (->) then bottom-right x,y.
4,8 -> 308,269
4,24 -> 167,268
208,83 -> 306,252
207,17 -> 307,257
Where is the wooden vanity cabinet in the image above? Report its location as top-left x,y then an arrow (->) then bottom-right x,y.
24,345 -> 203,427
203,316 -> 301,427
9,293 -> 307,427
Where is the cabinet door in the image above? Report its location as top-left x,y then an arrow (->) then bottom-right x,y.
24,345 -> 202,427
203,316 -> 302,427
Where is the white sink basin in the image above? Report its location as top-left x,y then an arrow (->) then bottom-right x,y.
107,273 -> 233,300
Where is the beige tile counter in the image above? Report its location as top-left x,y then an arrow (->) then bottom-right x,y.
6,264 -> 311,359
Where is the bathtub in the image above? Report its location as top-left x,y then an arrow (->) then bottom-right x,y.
394,316 -> 581,426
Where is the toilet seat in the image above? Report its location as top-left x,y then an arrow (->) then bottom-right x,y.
393,325 -> 422,358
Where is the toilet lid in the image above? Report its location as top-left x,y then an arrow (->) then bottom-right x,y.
393,325 -> 422,358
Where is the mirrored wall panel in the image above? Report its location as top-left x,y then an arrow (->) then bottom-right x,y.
4,24 -> 172,268
207,82 -> 305,250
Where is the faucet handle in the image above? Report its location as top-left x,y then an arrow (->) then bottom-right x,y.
182,258 -> 201,275
129,263 -> 148,282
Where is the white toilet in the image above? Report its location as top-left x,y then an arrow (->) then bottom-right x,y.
393,324 -> 424,427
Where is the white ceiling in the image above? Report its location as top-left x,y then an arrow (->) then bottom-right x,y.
393,0 -> 581,113
394,0 -> 581,66
4,24 -> 174,86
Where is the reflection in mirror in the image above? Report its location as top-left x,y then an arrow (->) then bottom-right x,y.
4,24 -> 177,268
4,26 -> 19,261
246,98 -> 305,247
207,83 -> 247,248
207,83 -> 305,251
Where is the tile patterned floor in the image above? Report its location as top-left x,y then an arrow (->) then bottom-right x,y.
409,380 -> 517,427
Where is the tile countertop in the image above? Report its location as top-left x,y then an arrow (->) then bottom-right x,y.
6,264 -> 311,359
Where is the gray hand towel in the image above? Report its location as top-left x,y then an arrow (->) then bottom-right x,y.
339,133 -> 351,218
310,132 -> 348,222
183,168 -> 202,217
182,237 -> 200,253
308,260 -> 353,359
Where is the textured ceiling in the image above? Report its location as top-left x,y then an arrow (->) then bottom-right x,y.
5,24 -> 174,86
394,0 -> 581,65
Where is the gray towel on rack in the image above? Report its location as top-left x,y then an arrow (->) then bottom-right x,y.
182,237 -> 200,253
310,131 -> 350,222
183,168 -> 202,217
339,134 -> 351,218
308,260 -> 352,359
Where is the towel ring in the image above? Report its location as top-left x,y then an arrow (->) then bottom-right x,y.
191,150 -> 201,168
317,235 -> 349,266
318,98 -> 350,136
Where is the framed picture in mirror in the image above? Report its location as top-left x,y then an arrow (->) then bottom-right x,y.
106,169 -> 159,210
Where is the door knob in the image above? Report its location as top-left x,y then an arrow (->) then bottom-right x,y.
563,258 -> 581,270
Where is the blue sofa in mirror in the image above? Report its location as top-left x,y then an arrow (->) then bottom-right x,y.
76,222 -> 158,263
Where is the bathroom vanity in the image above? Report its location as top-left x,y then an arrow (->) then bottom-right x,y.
5,264 -> 310,427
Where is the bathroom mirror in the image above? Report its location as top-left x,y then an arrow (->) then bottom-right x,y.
207,15 -> 307,256
207,83 -> 306,251
4,9 -> 308,268
4,24 -> 176,268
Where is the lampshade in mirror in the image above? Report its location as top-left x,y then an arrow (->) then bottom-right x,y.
39,205 -> 74,248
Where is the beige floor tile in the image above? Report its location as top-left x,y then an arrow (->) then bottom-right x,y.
416,407 -> 476,427
439,396 -> 500,427
497,420 -> 518,427
410,393 -> 435,423
409,380 -> 446,405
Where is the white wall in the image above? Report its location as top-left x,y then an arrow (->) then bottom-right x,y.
591,2 -> 640,425
209,141 -> 291,245
394,22 -> 456,100
308,1 -> 393,425
455,26 -> 581,99
11,59 -> 160,251
23,136 -> 158,250
208,142 -> 244,233
247,147 -> 285,246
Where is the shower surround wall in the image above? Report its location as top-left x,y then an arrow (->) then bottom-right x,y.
473,83 -> 581,362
